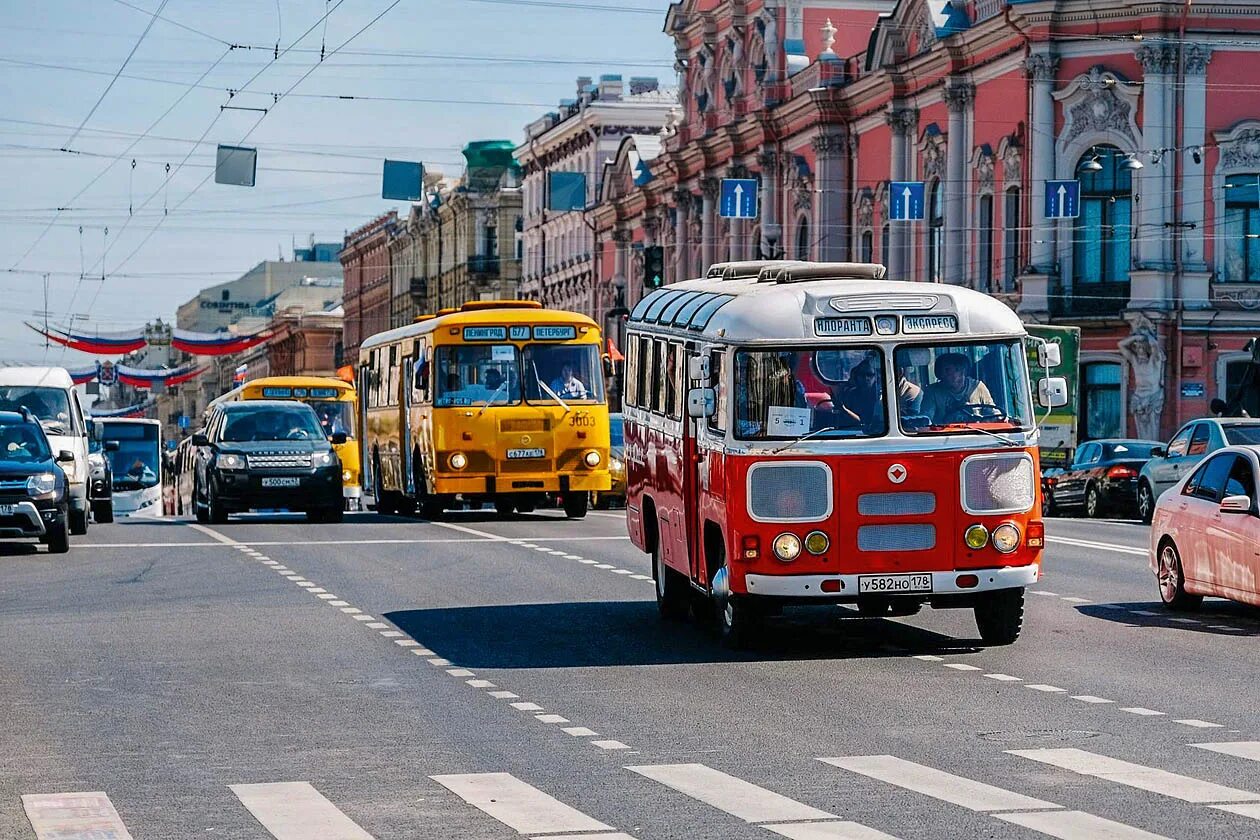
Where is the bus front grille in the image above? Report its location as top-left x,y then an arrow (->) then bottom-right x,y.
500,459 -> 554,474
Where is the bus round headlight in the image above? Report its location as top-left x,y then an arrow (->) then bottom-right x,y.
342,469 -> 353,482
991,523 -> 1021,553
804,530 -> 829,555
449,452 -> 468,470
583,450 -> 601,467
772,532 -> 802,562
964,524 -> 989,550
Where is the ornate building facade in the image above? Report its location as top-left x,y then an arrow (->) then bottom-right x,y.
339,212 -> 398,364
594,0 -> 1260,442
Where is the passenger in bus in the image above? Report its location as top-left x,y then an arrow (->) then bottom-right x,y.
921,353 -> 995,424
834,360 -> 885,433
550,362 -> 589,400
316,404 -> 346,437
736,353 -> 806,436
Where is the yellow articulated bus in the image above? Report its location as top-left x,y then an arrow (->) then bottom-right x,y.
358,300 -> 611,520
205,375 -> 362,510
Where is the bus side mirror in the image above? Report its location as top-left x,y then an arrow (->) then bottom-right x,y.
414,362 -> 429,392
1037,342 -> 1061,370
687,355 -> 710,382
602,353 -> 614,379
687,387 -> 715,419
104,440 -> 120,452
1038,377 -> 1068,408
330,432 -> 348,445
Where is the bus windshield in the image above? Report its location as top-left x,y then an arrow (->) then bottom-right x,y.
734,347 -> 888,439
435,345 -> 521,407
308,400 -> 354,439
522,343 -> 605,404
102,423 -> 161,489
894,340 -> 1033,434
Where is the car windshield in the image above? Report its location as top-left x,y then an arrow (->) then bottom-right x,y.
522,343 -> 605,404
1223,425 -> 1260,445
308,400 -> 354,439
1104,442 -> 1157,460
0,386 -> 72,433
435,345 -> 521,407
221,406 -> 324,442
101,423 -> 160,489
894,340 -> 1033,434
0,420 -> 51,463
609,415 -> 624,449
734,347 -> 887,440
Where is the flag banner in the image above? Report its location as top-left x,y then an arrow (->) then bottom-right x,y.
89,400 -> 154,418
233,363 -> 248,384
66,365 -> 99,385
25,322 -> 147,355
172,328 -> 271,356
115,362 -> 202,389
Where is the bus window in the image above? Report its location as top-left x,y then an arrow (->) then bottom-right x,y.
309,401 -> 354,438
104,424 -> 161,489
636,335 -> 651,410
650,339 -> 665,414
435,345 -> 521,407
734,347 -> 887,439
664,343 -> 681,419
523,343 -> 605,404
893,340 -> 1033,433
709,351 -> 727,433
624,339 -> 639,408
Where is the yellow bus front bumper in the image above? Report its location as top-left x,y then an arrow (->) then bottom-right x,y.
433,471 -> 610,495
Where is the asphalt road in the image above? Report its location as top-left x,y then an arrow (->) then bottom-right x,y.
1,507 -> 1258,839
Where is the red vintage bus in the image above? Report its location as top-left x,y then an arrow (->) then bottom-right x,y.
622,261 -> 1066,647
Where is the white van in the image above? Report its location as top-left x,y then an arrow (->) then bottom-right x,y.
0,368 -> 92,534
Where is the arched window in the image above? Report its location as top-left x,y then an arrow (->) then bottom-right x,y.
881,223 -> 890,270
978,194 -> 994,291
1003,186 -> 1021,292
1073,146 -> 1132,285
860,230 -> 874,264
1081,361 -> 1123,440
927,180 -> 943,282
796,217 -> 811,260
1223,175 -> 1260,282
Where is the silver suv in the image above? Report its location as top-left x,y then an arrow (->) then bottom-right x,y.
1137,417 -> 1260,521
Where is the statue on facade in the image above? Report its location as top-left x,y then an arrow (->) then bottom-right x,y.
1118,314 -> 1167,440
762,6 -> 780,82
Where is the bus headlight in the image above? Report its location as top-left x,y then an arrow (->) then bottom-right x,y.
772,532 -> 802,562
449,452 -> 468,470
216,453 -> 246,470
991,523 -> 1021,553
964,524 -> 989,550
583,450 -> 601,468
804,530 -> 829,555
342,469 -> 353,482
26,473 -> 58,499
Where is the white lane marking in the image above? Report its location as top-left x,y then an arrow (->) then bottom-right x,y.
1027,685 -> 1066,693
230,781 -> 375,840
73,541 -> 220,548
1193,742 -> 1260,762
1061,597 -> 1091,604
296,582 -> 317,588
328,600 -> 349,607
341,607 -> 361,614
996,810 -> 1172,840
1214,803 -> 1260,820
467,679 -> 496,689
579,559 -> 598,565
431,773 -> 612,836
1044,536 -> 1148,556
187,523 -> 238,544
1119,707 -> 1165,716
446,668 -> 474,677
1006,748 -> 1260,804
818,756 -> 1057,812
630,574 -> 652,580
626,763 -> 833,823
427,658 -> 451,667
1131,610 -> 1159,616
562,554 -> 583,560
592,740 -> 630,750
22,792 -> 135,840
365,622 -> 387,629
307,588 -> 327,594
984,674 -> 1022,682
1175,720 -> 1224,729
594,563 -> 615,570
316,593 -> 338,600
763,823 -> 902,840
411,649 -> 436,657
511,702 -> 544,711
1071,696 -> 1114,704
379,630 -> 404,637
563,726 -> 598,737
612,569 -> 634,575
394,640 -> 420,648
943,663 -> 982,671
489,691 -> 519,699
352,615 -> 374,621
1031,590 -> 1060,597
536,714 -> 570,724
913,655 -> 944,662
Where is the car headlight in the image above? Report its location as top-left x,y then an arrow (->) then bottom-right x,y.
313,450 -> 335,468
26,473 -> 57,498
964,524 -> 989,550
610,457 -> 623,472
991,523 -> 1021,553
772,532 -> 802,562
584,450 -> 601,468
449,452 -> 468,470
216,453 -> 246,470
804,530 -> 829,555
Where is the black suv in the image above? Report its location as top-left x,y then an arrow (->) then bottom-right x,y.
0,409 -> 73,553
193,401 -> 345,523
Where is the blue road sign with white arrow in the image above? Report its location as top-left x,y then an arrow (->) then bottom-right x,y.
1045,180 -> 1081,219
889,181 -> 925,221
719,178 -> 758,219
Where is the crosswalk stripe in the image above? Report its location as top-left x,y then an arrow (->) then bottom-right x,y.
431,772 -> 613,835
1193,741 -> 1260,762
996,810 -> 1172,840
22,792 -> 135,840
626,763 -> 898,839
1006,748 -> 1260,804
818,755 -> 1056,812
230,782 -> 375,839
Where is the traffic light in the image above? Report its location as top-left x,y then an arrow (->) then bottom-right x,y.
643,245 -> 665,289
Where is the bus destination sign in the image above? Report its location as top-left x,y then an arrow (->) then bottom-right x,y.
463,326 -> 508,341
533,325 -> 577,341
902,315 -> 959,334
814,317 -> 872,337
509,325 -> 531,340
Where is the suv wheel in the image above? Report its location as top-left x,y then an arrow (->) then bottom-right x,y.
46,512 -> 70,554
206,486 -> 228,524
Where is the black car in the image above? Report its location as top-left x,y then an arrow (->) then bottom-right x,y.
193,400 -> 345,524
0,409 -> 73,553
88,423 -> 117,523
1044,438 -> 1162,518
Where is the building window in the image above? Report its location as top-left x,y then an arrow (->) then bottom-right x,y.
978,194 -> 994,291
926,180 -> 943,282
1224,359 -> 1260,416
1003,186 -> 1021,291
881,223 -> 890,270
1081,361 -> 1123,441
1073,146 -> 1132,285
796,217 -> 810,260
860,230 -> 873,263
221,290 -> 230,302
1223,175 -> 1260,282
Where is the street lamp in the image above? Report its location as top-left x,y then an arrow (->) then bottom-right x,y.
1120,154 -> 1144,171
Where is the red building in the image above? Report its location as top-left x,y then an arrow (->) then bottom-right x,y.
340,212 -> 398,364
595,0 -> 1260,444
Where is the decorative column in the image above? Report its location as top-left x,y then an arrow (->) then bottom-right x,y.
944,81 -> 974,286
812,131 -> 849,262
611,227 -> 630,307
1026,53 -> 1058,273
1181,45 -> 1213,277
1137,45 -> 1176,270
885,108 -> 917,280
757,149 -> 782,258
701,177 -> 720,271
673,188 -> 692,285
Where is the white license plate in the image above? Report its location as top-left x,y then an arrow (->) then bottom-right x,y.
0,504 -> 13,515
261,477 -> 301,487
858,573 -> 933,594
506,448 -> 545,459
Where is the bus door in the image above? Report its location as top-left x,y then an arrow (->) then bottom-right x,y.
683,341 -> 711,587
357,365 -> 372,490
402,353 -> 415,495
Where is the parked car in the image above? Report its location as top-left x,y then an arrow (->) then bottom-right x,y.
192,401 -> 345,524
590,412 -> 625,509
1137,418 -> 1260,522
0,409 -> 73,553
1044,439 -> 1161,518
1150,444 -> 1260,610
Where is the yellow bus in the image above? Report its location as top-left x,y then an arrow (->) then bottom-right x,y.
206,375 -> 362,510
358,301 -> 611,519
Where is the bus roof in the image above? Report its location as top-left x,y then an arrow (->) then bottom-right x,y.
360,302 -> 598,354
97,417 -> 160,426
244,375 -> 353,392
627,261 -> 1026,343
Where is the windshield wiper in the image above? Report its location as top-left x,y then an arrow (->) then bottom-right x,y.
533,362 -> 569,414
477,381 -> 509,416
928,422 -> 1023,447
772,426 -> 839,455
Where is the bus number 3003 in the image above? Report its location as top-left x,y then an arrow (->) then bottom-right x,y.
568,413 -> 597,428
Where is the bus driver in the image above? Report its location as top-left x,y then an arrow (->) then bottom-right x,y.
918,352 -> 995,424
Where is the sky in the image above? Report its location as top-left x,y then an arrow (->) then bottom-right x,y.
0,0 -> 675,364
